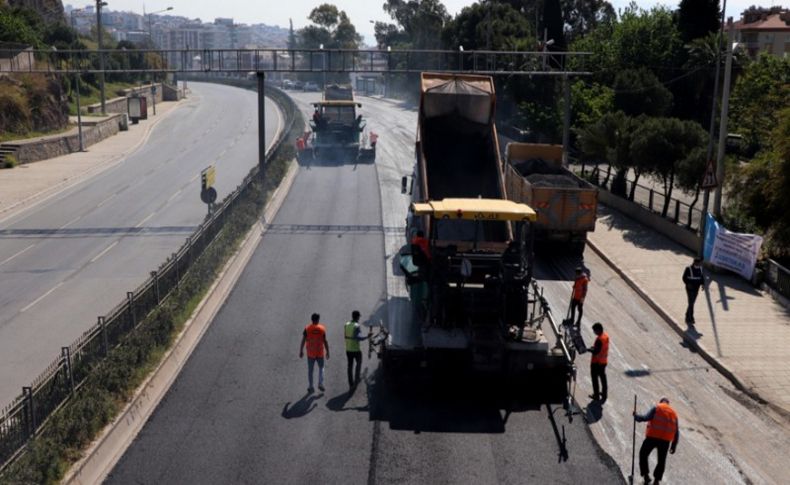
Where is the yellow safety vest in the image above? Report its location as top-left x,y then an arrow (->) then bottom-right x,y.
344,321 -> 361,352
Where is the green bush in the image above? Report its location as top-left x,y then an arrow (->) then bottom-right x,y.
2,154 -> 19,169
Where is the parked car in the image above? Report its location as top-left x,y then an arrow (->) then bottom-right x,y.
303,81 -> 320,91
292,80 -> 304,90
282,79 -> 294,89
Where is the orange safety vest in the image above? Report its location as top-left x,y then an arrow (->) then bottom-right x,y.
412,235 -> 431,260
572,274 -> 589,301
591,332 -> 609,365
304,323 -> 326,358
646,402 -> 678,442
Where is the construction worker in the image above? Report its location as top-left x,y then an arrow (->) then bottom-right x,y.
634,397 -> 679,484
299,313 -> 330,393
587,322 -> 608,402
344,310 -> 369,388
569,266 -> 589,327
682,257 -> 705,325
411,230 -> 431,265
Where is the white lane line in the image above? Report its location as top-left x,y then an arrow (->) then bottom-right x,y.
0,243 -> 35,267
135,212 -> 156,228
59,215 -> 82,229
167,189 -> 183,202
20,282 -> 64,313
190,173 -> 200,183
96,193 -> 116,208
267,100 -> 285,152
89,240 -> 119,264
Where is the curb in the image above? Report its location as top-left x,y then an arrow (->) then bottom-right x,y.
585,237 -> 790,422
64,158 -> 300,484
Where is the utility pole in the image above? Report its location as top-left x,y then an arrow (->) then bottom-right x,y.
75,74 -> 84,151
96,0 -> 107,114
714,18 -> 736,218
562,75 -> 570,166
257,72 -> 266,175
698,0 -> 728,255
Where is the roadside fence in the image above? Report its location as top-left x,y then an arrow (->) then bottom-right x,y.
580,164 -> 704,232
0,82 -> 297,470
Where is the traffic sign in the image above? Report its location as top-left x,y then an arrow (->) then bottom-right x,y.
701,159 -> 718,189
201,165 -> 216,191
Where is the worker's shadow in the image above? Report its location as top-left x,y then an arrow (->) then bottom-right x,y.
326,373 -> 372,413
281,392 -> 322,419
583,399 -> 603,424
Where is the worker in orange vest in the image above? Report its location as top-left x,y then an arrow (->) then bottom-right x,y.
299,313 -> 330,393
569,266 -> 589,327
634,397 -> 680,484
411,230 -> 431,266
587,322 -> 608,402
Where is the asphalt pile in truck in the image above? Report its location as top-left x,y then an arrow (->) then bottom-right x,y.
512,158 -> 588,188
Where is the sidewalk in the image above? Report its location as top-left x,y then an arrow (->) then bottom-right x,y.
0,98 -> 189,221
587,204 -> 790,417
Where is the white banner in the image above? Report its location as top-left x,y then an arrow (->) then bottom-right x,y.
705,213 -> 763,280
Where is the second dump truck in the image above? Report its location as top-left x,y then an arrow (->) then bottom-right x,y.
504,143 -> 598,251
382,73 -> 576,403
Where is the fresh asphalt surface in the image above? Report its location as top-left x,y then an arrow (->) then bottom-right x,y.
108,93 -> 623,484
0,82 -> 281,405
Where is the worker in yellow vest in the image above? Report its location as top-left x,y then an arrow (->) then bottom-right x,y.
634,397 -> 680,484
587,322 -> 609,402
344,311 -> 370,389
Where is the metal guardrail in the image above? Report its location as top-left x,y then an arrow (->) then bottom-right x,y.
765,259 -> 790,300
581,165 -> 704,232
0,84 -> 297,471
0,47 -> 592,76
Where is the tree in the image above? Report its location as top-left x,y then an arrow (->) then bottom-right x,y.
577,111 -> 637,195
560,0 -> 615,41
299,4 -> 362,49
571,80 -> 614,130
613,68 -> 673,117
571,5 -> 683,84
442,1 -> 533,51
729,53 -> 790,156
288,18 -> 296,50
726,108 -> 790,259
677,0 -> 719,44
629,117 -> 707,216
380,0 -> 449,50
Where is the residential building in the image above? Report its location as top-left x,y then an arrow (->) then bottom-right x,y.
729,7 -> 790,58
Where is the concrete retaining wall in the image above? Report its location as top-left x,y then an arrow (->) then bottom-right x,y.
15,115 -> 123,164
86,83 -> 165,115
598,189 -> 701,252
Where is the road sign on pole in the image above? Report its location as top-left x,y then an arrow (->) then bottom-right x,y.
701,159 -> 718,189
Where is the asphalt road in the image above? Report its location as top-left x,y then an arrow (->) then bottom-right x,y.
0,82 -> 281,406
108,92 -> 623,484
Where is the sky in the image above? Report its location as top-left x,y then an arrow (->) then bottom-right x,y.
73,0 -> 781,45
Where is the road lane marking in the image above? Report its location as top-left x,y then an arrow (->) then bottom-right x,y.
190,173 -> 200,183
96,193 -> 117,208
20,282 -> 64,313
89,240 -> 119,263
135,212 -> 156,228
59,215 -> 82,229
167,189 -> 183,202
0,244 -> 35,266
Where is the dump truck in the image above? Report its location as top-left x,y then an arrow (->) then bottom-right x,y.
308,84 -> 376,162
504,143 -> 598,252
377,74 -> 576,404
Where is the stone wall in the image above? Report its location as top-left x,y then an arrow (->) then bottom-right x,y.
14,114 -> 123,164
86,83 -> 165,115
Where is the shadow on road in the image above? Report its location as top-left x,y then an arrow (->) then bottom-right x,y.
281,392 -> 323,419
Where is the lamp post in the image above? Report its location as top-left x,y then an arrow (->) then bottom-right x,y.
147,7 -> 173,46
96,0 -> 108,115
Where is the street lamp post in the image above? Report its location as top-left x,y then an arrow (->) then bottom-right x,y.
96,0 -> 107,114
147,7 -> 173,45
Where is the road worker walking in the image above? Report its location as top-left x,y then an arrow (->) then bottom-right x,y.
569,266 -> 589,327
299,313 -> 330,393
634,397 -> 679,484
344,310 -> 369,389
587,322 -> 608,402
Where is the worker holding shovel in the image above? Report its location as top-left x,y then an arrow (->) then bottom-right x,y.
633,397 -> 679,484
